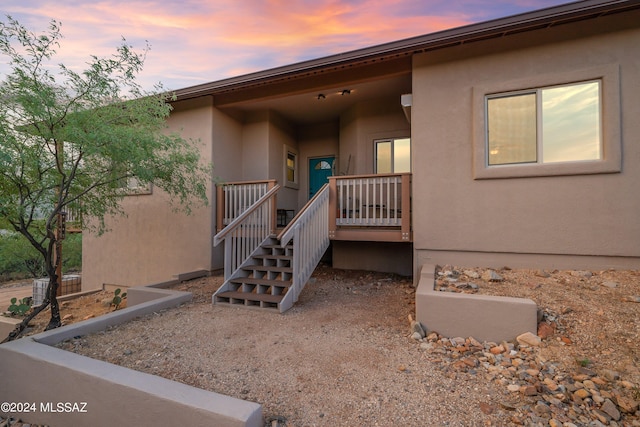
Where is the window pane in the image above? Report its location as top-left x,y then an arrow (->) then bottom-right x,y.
542,82 -> 601,163
487,94 -> 537,165
376,141 -> 391,173
287,152 -> 296,182
394,138 -> 411,172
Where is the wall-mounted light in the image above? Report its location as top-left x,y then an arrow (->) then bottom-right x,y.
317,94 -> 326,100
341,89 -> 351,96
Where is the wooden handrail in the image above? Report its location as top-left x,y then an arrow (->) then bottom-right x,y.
213,184 -> 280,246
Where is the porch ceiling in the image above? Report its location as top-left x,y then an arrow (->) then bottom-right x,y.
216,73 -> 412,125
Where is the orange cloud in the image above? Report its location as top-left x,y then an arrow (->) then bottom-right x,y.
1,0 -> 569,90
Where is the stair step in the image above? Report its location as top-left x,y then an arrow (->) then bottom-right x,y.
215,291 -> 284,308
229,277 -> 292,287
262,244 -> 293,250
242,265 -> 292,273
253,254 -> 292,261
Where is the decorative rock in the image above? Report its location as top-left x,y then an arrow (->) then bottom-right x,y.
535,270 -> 551,278
411,332 -> 423,340
479,402 -> 495,415
602,369 -> 620,381
623,295 -> 640,303
602,281 -> 618,288
570,270 -> 592,279
507,384 -> 520,392
601,399 -> 621,420
616,396 -> 639,413
483,270 -> 503,282
573,388 -> 591,400
490,345 -> 505,354
516,332 -> 542,347
537,322 -> 555,339
464,270 -> 480,279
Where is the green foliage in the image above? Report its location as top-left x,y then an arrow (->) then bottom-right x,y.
111,288 -> 127,311
576,357 -> 591,367
0,231 -> 45,280
0,230 -> 81,280
7,296 -> 31,316
0,16 -> 211,330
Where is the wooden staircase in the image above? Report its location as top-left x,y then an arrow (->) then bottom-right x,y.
213,237 -> 294,311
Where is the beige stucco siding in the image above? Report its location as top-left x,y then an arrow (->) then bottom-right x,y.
339,98 -> 410,176
411,13 -> 640,270
82,97 -> 220,289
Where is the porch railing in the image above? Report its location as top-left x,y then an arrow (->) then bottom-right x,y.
216,179 -> 277,233
328,173 -> 411,242
277,183 -> 330,311
213,185 -> 280,280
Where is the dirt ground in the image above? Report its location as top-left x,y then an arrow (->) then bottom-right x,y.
3,265 -> 639,426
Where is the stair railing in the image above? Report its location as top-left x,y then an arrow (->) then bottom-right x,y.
277,183 -> 330,310
214,184 -> 280,280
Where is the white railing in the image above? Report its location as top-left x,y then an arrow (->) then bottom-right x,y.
277,184 -> 330,312
213,185 -> 280,280
216,180 -> 276,231
335,174 -> 404,226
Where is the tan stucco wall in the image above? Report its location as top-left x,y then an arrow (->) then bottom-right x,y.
82,97 -> 219,289
411,12 -> 640,271
339,98 -> 410,175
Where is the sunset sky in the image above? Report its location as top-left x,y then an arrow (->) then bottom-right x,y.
1,0 -> 572,92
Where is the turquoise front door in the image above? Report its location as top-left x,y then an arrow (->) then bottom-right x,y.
309,156 -> 335,199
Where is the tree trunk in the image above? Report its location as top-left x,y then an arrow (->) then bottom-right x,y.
1,299 -> 51,343
45,268 -> 61,331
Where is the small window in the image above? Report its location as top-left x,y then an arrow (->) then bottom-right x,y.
283,146 -> 299,189
120,176 -> 152,195
375,138 -> 410,173
286,152 -> 296,182
486,81 -> 601,166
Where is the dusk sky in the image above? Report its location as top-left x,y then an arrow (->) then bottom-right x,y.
1,0 -> 573,92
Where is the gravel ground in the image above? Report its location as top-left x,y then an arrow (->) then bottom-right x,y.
60,264 -> 640,427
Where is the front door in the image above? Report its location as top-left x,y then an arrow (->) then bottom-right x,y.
309,156 -> 335,199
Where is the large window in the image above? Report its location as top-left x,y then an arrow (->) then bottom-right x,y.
375,138 -> 410,173
487,81 -> 601,166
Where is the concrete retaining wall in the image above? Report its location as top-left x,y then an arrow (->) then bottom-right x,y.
0,286 -> 262,427
415,264 -> 537,343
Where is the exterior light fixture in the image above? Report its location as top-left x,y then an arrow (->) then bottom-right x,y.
341,89 -> 351,96
317,94 -> 326,100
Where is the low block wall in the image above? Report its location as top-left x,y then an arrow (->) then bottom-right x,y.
0,286 -> 262,427
416,264 -> 537,343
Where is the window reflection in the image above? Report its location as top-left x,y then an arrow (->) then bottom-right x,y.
486,81 -> 601,166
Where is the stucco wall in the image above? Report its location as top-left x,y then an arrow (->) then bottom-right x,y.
82,97 -> 218,289
411,12 -> 640,271
339,98 -> 410,175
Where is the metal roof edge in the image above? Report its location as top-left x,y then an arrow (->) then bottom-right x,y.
173,0 -> 640,100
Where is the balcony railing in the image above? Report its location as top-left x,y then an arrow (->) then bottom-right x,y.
328,173 -> 411,242
216,179 -> 277,233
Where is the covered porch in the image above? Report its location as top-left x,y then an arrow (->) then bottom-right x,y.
215,173 -> 412,243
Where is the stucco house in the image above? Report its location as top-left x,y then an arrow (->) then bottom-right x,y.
83,0 -> 640,312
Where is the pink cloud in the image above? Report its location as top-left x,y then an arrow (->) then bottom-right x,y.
1,0 -> 570,90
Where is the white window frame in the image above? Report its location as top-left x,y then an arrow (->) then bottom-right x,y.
473,65 -> 621,179
374,137 -> 411,174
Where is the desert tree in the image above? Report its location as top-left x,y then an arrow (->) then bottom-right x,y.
0,16 -> 211,341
